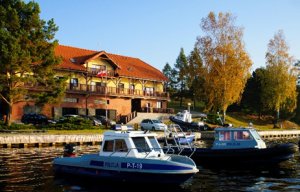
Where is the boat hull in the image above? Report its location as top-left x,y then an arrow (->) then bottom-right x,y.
53,164 -> 195,184
53,154 -> 197,184
169,116 -> 207,131
167,143 -> 298,167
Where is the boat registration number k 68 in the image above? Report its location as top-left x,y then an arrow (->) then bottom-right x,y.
126,162 -> 143,169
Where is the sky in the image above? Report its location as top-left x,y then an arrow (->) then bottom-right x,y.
34,0 -> 300,71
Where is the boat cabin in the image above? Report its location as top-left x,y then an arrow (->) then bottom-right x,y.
174,110 -> 193,123
212,127 -> 266,149
100,128 -> 164,158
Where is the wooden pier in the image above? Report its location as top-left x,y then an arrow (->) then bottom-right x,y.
0,134 -> 102,148
0,130 -> 299,148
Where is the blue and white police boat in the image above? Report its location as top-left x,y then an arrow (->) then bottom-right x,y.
164,127 -> 298,167
53,126 -> 199,184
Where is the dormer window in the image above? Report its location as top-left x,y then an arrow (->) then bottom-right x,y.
70,58 -> 76,63
91,64 -> 100,70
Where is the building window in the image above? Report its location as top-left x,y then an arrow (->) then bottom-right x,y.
145,87 -> 154,93
129,84 -> 135,89
156,101 -> 162,108
70,78 -> 78,87
55,76 -> 64,80
91,64 -> 100,70
96,82 -> 106,93
118,83 -> 124,93
62,108 -> 78,116
90,81 -> 96,91
63,98 -> 79,103
144,87 -> 154,96
90,64 -> 100,75
129,84 -> 135,94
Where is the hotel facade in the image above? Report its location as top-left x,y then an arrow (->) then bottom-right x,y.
9,45 -> 171,123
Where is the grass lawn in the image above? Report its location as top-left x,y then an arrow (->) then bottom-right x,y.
224,112 -> 300,130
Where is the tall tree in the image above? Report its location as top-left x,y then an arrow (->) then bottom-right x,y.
174,48 -> 188,107
196,12 -> 252,122
240,68 -> 266,116
0,0 -> 65,125
262,30 -> 297,127
187,45 -> 205,108
162,62 -> 177,95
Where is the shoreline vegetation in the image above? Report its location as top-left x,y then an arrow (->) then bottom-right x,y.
0,112 -> 299,135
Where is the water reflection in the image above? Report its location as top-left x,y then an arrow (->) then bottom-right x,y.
0,140 -> 299,192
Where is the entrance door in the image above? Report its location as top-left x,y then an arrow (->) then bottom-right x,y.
96,109 -> 116,121
131,99 -> 141,112
62,108 -> 78,116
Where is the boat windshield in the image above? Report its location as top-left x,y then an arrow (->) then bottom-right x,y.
148,136 -> 161,152
132,137 -> 151,152
250,130 -> 262,140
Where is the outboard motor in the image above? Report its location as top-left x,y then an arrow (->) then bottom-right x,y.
63,143 -> 76,157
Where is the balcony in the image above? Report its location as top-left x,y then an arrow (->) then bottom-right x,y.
87,68 -> 115,77
66,84 -> 169,100
140,107 -> 174,113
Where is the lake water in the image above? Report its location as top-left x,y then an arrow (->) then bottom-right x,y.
0,139 -> 299,192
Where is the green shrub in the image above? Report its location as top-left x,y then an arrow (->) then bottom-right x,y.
0,116 -> 101,131
206,113 -> 223,125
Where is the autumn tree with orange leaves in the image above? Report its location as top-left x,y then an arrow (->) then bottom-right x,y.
196,12 -> 252,123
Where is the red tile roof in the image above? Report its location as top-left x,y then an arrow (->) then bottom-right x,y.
55,45 -> 167,81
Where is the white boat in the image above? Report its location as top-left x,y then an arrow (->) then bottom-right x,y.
169,110 -> 208,131
53,127 -> 199,184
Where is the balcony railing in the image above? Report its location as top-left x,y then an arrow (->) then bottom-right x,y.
66,84 -> 169,99
140,107 -> 174,114
87,68 -> 115,77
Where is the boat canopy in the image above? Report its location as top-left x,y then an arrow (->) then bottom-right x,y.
100,131 -> 164,158
212,127 -> 267,149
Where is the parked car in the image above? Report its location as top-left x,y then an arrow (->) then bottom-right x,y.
80,115 -> 102,126
94,116 -> 116,126
63,114 -> 79,118
140,119 -> 167,131
21,113 -> 53,125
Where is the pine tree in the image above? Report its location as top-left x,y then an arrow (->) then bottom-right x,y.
187,46 -> 205,108
241,68 -> 265,116
0,0 -> 66,125
162,62 -> 177,95
174,48 -> 188,107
